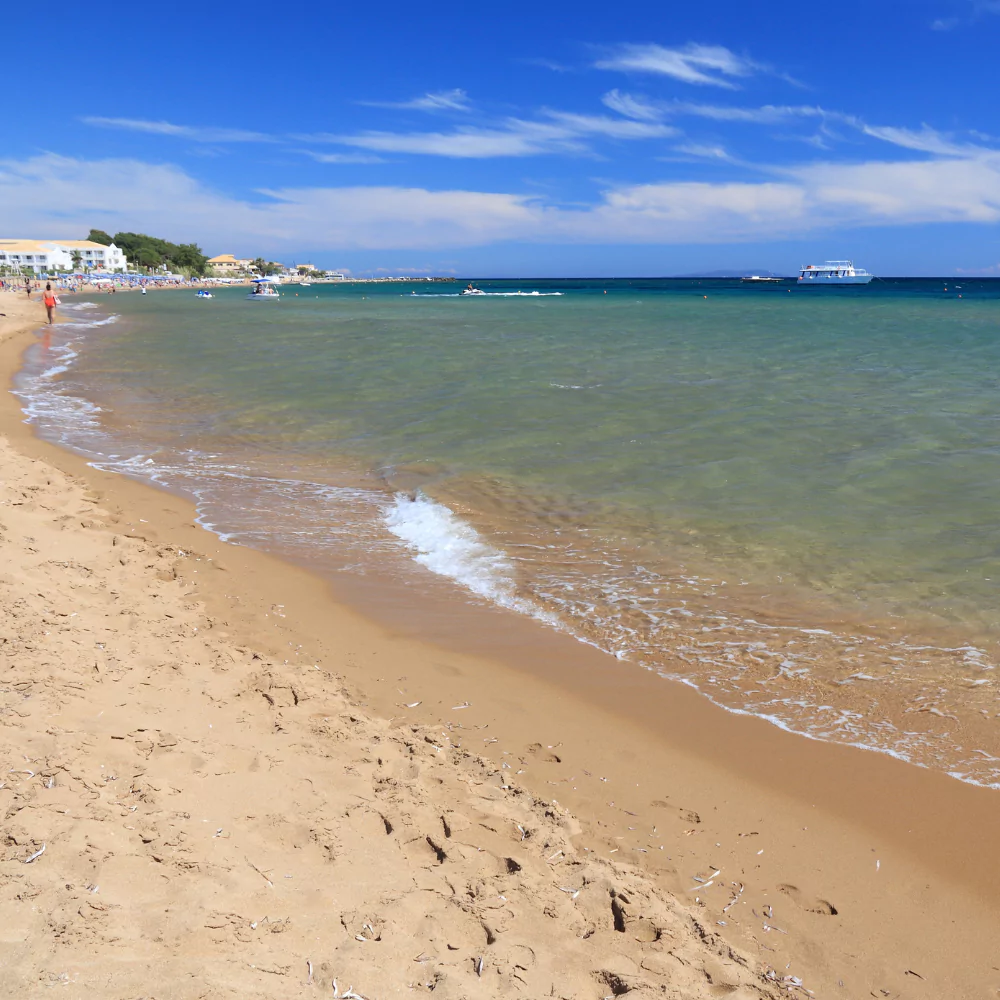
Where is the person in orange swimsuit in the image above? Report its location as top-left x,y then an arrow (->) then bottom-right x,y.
43,283 -> 58,324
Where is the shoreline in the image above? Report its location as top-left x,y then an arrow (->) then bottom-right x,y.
2,290 -> 1000,997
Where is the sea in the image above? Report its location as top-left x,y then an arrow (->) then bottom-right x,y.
15,276 -> 1000,787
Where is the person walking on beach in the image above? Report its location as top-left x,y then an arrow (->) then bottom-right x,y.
43,283 -> 57,324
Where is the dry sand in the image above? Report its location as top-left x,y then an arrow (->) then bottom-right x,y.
2,291 -> 1000,999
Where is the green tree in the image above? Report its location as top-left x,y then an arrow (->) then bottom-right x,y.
252,258 -> 283,276
87,228 -> 113,246
172,242 -> 208,276
71,251 -> 83,271
110,231 -> 207,276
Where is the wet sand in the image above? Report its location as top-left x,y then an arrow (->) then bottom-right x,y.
2,290 -> 999,999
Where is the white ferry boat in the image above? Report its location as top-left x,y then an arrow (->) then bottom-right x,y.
798,261 -> 872,285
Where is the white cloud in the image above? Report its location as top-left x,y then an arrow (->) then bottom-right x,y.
601,90 -> 664,121
308,110 -> 675,159
671,142 -> 737,162
786,155 -> 1000,224
667,101 -> 834,123
569,180 -> 808,241
4,151 -> 1000,254
302,151 -> 386,164
955,262 -> 1000,274
0,154 -> 542,250
521,57 -> 574,73
82,117 -> 273,143
859,123 -> 985,157
595,43 -> 763,88
602,99 -> 999,160
931,1 -> 1000,28
316,125 -> 584,158
362,89 -> 472,112
539,110 -> 677,139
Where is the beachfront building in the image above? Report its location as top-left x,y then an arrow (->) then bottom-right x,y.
207,254 -> 253,275
324,271 -> 346,280
0,239 -> 128,274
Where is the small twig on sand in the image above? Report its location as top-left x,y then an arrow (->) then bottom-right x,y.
246,856 -> 273,887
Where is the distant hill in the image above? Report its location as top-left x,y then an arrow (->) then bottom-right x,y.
671,269 -> 792,278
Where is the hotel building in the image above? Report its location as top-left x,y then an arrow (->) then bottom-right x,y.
0,239 -> 128,274
206,254 -> 253,274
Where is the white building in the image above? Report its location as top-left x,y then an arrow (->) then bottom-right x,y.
0,239 -> 128,274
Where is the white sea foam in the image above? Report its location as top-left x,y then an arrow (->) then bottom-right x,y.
385,492 -> 516,601
13,339 -> 105,436
385,492 -> 555,622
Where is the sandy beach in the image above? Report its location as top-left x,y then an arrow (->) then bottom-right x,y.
2,290 -> 1000,999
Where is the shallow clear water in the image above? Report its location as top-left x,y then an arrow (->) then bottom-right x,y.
17,279 -> 1000,786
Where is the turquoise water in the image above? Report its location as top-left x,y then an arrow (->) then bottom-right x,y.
18,278 -> 1000,785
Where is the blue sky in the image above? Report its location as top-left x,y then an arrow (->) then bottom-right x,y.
4,0 -> 1000,275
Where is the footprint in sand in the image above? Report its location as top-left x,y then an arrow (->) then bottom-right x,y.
777,883 -> 838,915
649,800 -> 700,825
525,742 -> 561,763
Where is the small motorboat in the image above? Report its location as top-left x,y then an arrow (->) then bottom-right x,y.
461,283 -> 486,295
196,290 -> 214,299
247,278 -> 280,300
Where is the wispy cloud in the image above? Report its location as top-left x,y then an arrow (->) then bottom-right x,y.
670,142 -> 739,162
82,117 -> 273,143
521,57 -> 575,73
598,95 -> 1000,159
955,261 -> 1000,274
595,43 -> 763,88
859,123 -> 988,157
540,111 -> 677,139
601,90 -> 663,121
932,0 -> 1000,28
302,151 -> 386,164
599,92 -> 842,126
303,111 -> 675,159
666,100 -> 834,124
361,89 -> 472,112
302,125 -> 583,158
